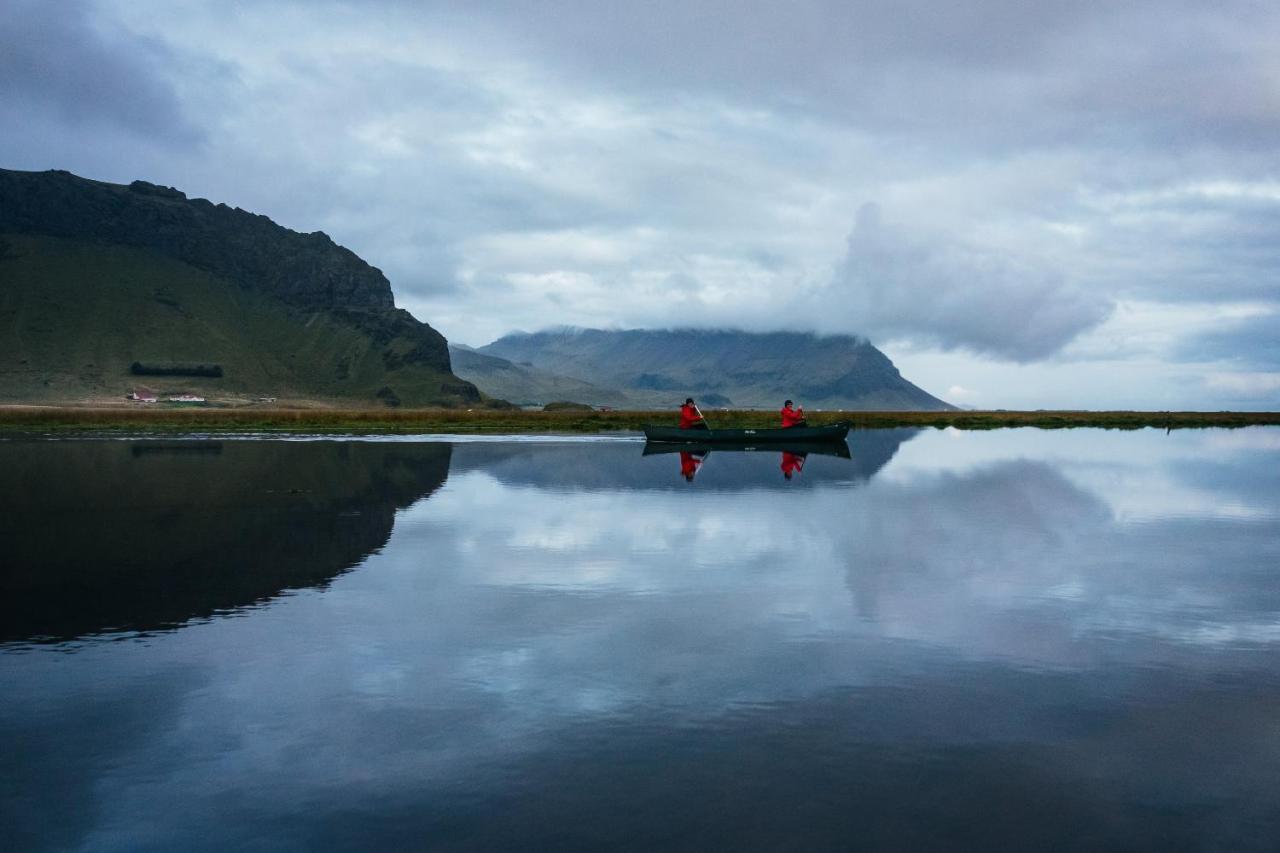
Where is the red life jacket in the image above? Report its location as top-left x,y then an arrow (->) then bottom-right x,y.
679,404 -> 703,429
781,405 -> 805,427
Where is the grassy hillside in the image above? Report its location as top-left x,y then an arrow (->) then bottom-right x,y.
0,234 -> 476,405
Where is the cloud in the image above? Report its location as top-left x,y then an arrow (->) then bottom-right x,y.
437,0 -> 1280,153
0,0 -> 199,143
1178,309 -> 1280,408
1183,308 -> 1280,364
1204,372 -> 1280,399
823,204 -> 1113,361
1076,183 -> 1280,304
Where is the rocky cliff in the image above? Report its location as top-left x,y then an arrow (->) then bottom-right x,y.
0,169 -> 393,311
0,168 -> 483,406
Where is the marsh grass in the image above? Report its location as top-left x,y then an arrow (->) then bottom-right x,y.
1,406 -> 1277,434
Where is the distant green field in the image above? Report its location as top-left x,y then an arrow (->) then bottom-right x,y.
0,234 -> 466,406
1,407 -> 1276,434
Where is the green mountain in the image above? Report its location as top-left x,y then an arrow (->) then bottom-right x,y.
0,168 -> 483,406
479,327 -> 954,410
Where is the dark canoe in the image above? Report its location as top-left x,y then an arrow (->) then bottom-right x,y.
642,440 -> 851,459
642,423 -> 850,444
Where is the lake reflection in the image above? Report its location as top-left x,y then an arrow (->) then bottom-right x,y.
3,429 -> 1280,851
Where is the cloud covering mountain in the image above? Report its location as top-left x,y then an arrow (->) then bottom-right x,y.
478,328 -> 953,410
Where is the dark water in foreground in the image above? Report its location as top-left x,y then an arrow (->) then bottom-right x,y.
3,428 -> 1280,852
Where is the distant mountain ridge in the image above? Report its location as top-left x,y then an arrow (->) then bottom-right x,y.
478,328 -> 953,410
449,344 -> 633,407
0,168 -> 482,406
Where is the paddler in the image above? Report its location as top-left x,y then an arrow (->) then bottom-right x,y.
781,450 -> 806,479
780,399 -> 807,428
679,450 -> 705,481
679,397 -> 708,430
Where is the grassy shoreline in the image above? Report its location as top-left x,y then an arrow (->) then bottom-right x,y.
1,406 -> 1278,434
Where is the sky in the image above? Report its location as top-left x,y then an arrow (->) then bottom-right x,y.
2,0 -> 1278,409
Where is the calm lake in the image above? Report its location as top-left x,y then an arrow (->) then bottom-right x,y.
3,428 -> 1280,851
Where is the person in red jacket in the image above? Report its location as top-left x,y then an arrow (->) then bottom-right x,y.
679,450 -> 705,481
781,450 -> 806,479
780,400 -> 807,428
679,397 -> 708,430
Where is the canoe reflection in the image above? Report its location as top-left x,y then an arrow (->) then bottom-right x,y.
644,440 -> 852,481
450,432 -> 914,492
642,440 -> 852,459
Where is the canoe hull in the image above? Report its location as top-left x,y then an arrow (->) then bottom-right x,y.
642,423 -> 850,444
642,440 -> 851,458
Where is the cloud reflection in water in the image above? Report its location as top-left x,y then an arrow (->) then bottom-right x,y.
2,428 -> 1279,850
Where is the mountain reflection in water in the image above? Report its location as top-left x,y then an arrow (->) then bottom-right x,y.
2,429 -> 1279,852
0,431 -> 904,645
0,440 -> 451,643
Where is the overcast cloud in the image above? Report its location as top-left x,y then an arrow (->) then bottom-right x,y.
2,0 -> 1278,408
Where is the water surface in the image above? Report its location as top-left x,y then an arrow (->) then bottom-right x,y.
3,428 -> 1279,851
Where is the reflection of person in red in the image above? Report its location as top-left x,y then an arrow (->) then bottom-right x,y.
780,400 -> 807,428
679,451 -> 705,481
781,451 -> 806,480
679,397 -> 708,430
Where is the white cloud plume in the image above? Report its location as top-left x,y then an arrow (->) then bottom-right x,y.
824,204 -> 1113,361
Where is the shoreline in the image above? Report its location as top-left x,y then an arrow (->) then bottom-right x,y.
1,406 -> 1278,434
